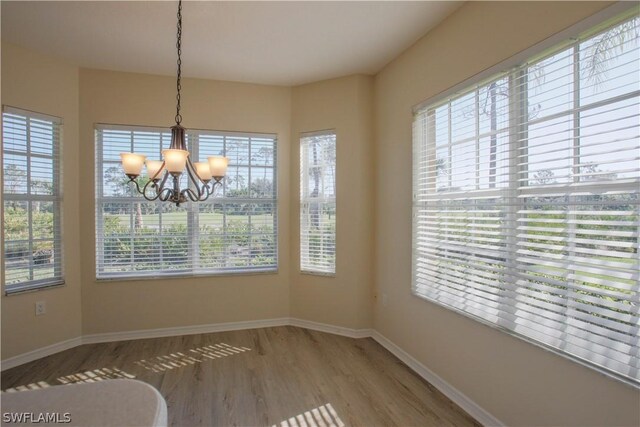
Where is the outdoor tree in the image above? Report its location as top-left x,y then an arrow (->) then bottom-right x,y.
3,164 -> 26,208
583,17 -> 640,88
307,135 -> 336,227
533,169 -> 556,185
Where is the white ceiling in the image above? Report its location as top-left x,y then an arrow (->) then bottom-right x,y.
1,1 -> 461,86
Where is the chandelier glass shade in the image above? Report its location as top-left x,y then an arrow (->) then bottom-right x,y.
119,0 -> 227,206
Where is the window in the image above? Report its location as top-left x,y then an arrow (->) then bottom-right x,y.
95,125 -> 277,278
412,15 -> 640,383
300,132 -> 336,274
2,107 -> 63,294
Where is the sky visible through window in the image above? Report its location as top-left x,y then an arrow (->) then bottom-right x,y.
432,17 -> 639,191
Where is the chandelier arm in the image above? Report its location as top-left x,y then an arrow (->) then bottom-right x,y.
158,186 -> 173,202
199,180 -> 220,202
202,179 -> 221,201
185,157 -> 204,195
211,178 -> 223,191
155,171 -> 169,201
199,183 -> 213,201
142,192 -> 161,203
141,180 -> 162,202
128,177 -> 143,195
141,176 -> 161,200
158,170 -> 170,193
211,179 -> 223,198
194,183 -> 212,202
180,187 -> 200,203
139,170 -> 169,200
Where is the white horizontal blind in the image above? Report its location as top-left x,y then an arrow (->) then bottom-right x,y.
2,107 -> 63,293
95,125 -> 277,278
192,129 -> 278,272
300,132 -> 336,274
412,15 -> 640,383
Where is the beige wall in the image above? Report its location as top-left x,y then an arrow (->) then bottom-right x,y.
78,69 -> 292,334
2,3 -> 639,425
289,75 -> 374,330
1,43 -> 82,359
373,2 -> 639,426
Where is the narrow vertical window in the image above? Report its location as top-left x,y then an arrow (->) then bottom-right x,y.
2,106 -> 63,293
300,131 -> 336,274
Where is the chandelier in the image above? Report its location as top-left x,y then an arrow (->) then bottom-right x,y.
119,0 -> 227,206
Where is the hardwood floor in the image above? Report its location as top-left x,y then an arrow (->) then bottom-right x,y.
1,326 -> 480,427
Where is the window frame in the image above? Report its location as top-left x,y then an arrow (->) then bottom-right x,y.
411,5 -> 640,387
299,130 -> 337,276
2,105 -> 64,295
95,123 -> 278,280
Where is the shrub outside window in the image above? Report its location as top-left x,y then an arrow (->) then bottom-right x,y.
95,125 -> 278,278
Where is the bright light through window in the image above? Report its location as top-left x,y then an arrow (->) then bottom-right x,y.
412,15 -> 640,384
95,125 -> 278,279
300,132 -> 336,274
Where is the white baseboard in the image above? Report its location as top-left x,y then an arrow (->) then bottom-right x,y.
289,317 -> 372,339
1,319 -> 501,426
370,330 -> 503,427
82,317 -> 290,344
1,337 -> 83,371
1,318 -> 289,371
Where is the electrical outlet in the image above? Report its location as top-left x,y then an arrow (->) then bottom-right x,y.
381,293 -> 388,307
35,301 -> 46,316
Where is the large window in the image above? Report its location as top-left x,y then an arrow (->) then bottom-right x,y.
2,107 -> 63,294
412,15 -> 639,383
96,125 -> 277,278
300,132 -> 336,274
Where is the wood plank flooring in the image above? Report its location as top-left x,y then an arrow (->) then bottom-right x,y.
1,326 -> 480,427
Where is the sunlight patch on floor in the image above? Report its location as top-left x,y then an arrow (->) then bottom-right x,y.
57,367 -> 136,384
133,342 -> 251,373
3,368 -> 136,393
3,381 -> 51,393
2,368 -> 136,392
274,403 -> 345,427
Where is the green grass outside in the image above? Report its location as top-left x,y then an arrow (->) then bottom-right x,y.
105,211 -> 275,226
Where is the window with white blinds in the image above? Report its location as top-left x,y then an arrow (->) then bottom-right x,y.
2,107 -> 63,294
96,124 -> 277,278
412,14 -> 640,384
300,132 -> 336,274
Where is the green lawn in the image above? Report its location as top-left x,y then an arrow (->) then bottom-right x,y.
106,211 -> 275,225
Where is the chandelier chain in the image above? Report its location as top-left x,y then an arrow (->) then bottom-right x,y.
175,0 -> 183,125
